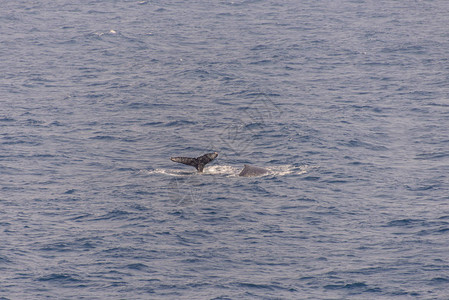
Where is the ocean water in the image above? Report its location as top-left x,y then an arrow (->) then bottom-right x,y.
1,0 -> 449,299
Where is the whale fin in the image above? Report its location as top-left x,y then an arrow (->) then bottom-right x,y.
170,152 -> 218,172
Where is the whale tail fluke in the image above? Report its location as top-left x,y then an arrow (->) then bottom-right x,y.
170,152 -> 218,172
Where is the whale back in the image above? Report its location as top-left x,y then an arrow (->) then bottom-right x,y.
239,164 -> 269,177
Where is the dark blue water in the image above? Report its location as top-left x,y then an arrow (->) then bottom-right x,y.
2,1 -> 449,299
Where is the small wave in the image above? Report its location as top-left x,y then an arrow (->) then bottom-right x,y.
37,273 -> 83,283
165,120 -> 196,127
125,263 -> 149,271
93,209 -> 132,221
324,282 -> 368,290
430,277 -> 449,285
415,152 -> 449,160
386,218 -> 423,227
89,135 -> 116,140
0,117 -> 15,122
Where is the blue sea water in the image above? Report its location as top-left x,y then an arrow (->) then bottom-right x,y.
1,0 -> 449,299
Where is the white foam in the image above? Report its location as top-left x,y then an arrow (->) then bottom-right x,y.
143,168 -> 196,176
264,164 -> 311,176
145,164 -> 313,177
203,165 -> 240,176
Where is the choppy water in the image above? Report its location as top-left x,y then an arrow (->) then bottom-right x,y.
1,0 -> 449,299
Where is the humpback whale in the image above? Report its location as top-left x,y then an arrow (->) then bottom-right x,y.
170,152 -> 218,172
170,152 -> 269,177
238,164 -> 269,177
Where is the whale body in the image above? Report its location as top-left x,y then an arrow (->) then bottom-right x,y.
238,164 -> 269,177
